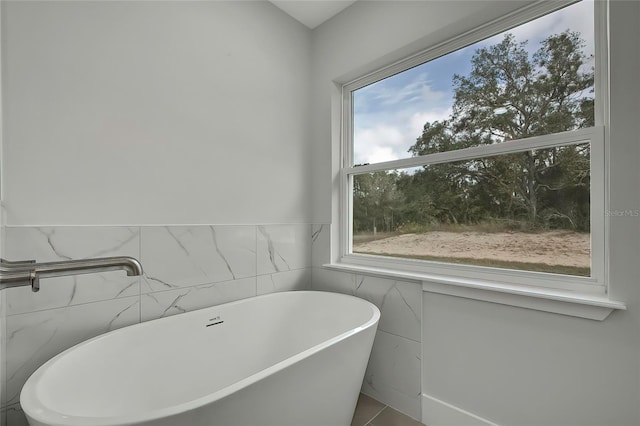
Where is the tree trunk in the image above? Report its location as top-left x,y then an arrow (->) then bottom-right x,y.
527,151 -> 537,224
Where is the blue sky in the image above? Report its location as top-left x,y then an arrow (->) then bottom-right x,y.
353,0 -> 595,165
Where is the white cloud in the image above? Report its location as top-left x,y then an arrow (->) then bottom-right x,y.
420,82 -> 447,103
366,146 -> 400,165
354,126 -> 404,165
484,0 -> 594,58
353,106 -> 454,165
353,71 -> 455,165
361,71 -> 449,109
410,108 -> 452,138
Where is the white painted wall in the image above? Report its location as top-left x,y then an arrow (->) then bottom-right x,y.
311,0 -> 640,424
0,2 -> 315,423
2,0 -> 312,226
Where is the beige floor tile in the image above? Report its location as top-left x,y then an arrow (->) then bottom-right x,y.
370,406 -> 425,426
351,393 -> 387,426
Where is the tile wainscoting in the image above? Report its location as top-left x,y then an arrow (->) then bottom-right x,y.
310,269 -> 422,421
0,223 -> 422,424
310,225 -> 423,421
1,224 -> 312,424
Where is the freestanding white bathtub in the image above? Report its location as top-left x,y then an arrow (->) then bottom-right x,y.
20,291 -> 380,426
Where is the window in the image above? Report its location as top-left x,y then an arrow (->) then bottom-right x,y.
340,0 -> 607,293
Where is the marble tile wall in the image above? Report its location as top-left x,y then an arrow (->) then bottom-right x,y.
310,224 -> 423,421
0,224 -> 312,424
0,223 -> 421,424
0,205 -> 5,426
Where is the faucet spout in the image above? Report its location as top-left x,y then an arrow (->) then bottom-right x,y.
0,256 -> 143,292
32,256 -> 144,279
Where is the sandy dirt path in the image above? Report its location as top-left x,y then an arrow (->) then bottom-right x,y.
353,230 -> 590,268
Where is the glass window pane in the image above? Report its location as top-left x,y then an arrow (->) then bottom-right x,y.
351,144 -> 591,277
352,0 -> 595,166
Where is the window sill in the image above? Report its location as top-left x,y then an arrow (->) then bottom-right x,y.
322,263 -> 625,321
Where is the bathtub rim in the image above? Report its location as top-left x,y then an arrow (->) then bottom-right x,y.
21,291 -> 381,426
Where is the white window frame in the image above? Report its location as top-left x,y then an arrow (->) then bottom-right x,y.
337,0 -> 612,298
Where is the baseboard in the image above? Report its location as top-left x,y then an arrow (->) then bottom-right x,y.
422,394 -> 500,426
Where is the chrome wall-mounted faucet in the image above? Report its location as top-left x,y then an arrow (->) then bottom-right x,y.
0,256 -> 143,292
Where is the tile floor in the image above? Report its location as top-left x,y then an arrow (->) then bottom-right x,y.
351,393 -> 425,426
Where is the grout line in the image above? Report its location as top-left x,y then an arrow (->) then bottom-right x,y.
5,293 -> 141,318
138,225 -> 142,324
364,405 -> 388,426
255,225 -> 258,297
4,223 -> 323,228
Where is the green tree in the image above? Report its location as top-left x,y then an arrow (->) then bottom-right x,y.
407,31 -> 593,230
353,171 -> 402,233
